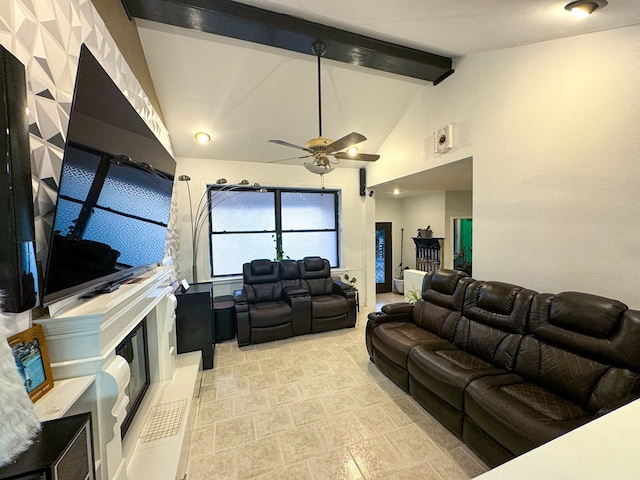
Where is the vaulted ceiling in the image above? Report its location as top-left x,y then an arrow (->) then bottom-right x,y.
121,0 -> 640,195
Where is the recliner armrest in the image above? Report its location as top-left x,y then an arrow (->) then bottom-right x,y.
332,281 -> 356,298
367,302 -> 414,326
283,286 -> 308,297
233,289 -> 248,312
595,394 -> 640,418
381,302 -> 413,315
333,280 -> 353,291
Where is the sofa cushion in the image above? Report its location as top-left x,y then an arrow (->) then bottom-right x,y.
515,336 -> 610,409
279,259 -> 300,279
372,322 -> 448,369
303,277 -> 334,296
409,343 -> 508,410
454,281 -> 537,370
412,295 -> 465,342
464,373 -> 591,456
245,282 -> 283,303
409,270 -> 471,341
522,292 -> 640,412
463,281 -> 534,334
248,300 -> 292,328
310,294 -> 347,318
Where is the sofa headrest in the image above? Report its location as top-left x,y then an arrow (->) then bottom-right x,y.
476,281 -> 522,316
420,269 -> 471,312
463,280 -> 536,333
426,269 -> 469,296
549,292 -> 626,338
303,256 -> 325,271
279,259 -> 300,280
299,257 -> 331,280
529,292 -> 640,371
243,260 -> 280,285
251,259 -> 274,276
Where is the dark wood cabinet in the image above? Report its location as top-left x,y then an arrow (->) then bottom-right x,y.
175,282 -> 214,369
0,413 -> 94,480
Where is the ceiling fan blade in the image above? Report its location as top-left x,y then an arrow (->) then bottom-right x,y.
334,151 -> 380,162
326,132 -> 367,153
269,139 -> 314,153
267,154 -> 314,164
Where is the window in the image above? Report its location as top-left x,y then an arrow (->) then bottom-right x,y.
208,187 -> 339,276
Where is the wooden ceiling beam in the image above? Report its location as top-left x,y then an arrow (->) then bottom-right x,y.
121,0 -> 453,83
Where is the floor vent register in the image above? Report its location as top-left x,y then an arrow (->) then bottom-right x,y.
140,399 -> 187,443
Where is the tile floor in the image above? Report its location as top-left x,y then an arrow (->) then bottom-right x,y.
186,293 -> 489,479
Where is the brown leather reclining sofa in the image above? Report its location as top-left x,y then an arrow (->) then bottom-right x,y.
234,257 -> 357,346
366,269 -> 640,467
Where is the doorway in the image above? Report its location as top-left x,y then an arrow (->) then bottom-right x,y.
453,218 -> 472,276
375,222 -> 392,293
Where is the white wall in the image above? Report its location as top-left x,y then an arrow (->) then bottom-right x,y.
369,26 -> 640,309
175,157 -> 375,306
400,193 -> 446,269
374,191 -> 472,283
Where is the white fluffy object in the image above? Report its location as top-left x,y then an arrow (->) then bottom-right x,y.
0,322 -> 41,467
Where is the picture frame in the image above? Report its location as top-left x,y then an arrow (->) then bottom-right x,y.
8,324 -> 54,402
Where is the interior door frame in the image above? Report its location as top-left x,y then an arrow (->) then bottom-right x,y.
375,222 -> 393,293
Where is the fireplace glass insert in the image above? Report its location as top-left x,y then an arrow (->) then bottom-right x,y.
116,318 -> 150,439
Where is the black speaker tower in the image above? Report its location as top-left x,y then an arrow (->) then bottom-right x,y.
359,167 -> 366,196
0,46 -> 39,312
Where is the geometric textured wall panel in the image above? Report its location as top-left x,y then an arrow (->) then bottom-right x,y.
1,0 -> 177,283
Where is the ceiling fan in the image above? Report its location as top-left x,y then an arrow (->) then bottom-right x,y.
269,40 -> 380,180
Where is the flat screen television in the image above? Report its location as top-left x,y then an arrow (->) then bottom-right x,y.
42,45 -> 175,306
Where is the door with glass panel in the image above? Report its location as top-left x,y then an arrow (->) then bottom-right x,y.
375,222 -> 392,293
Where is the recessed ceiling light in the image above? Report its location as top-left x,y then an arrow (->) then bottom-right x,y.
565,0 -> 607,18
195,131 -> 211,143
393,188 -> 400,195
347,146 -> 358,156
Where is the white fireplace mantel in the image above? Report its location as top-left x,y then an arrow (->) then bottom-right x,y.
34,265 -> 193,480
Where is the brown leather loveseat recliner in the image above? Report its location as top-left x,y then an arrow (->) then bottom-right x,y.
366,269 -> 640,467
234,257 -> 357,346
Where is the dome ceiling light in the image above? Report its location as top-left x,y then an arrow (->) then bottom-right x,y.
194,131 -> 211,143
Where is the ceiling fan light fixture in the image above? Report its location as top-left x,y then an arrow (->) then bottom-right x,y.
195,131 -> 211,143
564,0 -> 607,18
267,40 -> 379,174
304,162 -> 335,175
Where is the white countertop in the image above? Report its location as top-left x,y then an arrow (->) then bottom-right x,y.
475,399 -> 640,479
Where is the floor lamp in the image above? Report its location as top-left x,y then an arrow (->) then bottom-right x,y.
178,176 -> 265,282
